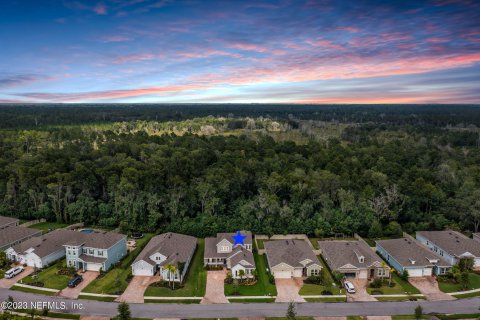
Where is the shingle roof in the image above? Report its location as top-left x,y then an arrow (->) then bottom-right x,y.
78,254 -> 107,264
264,240 -> 320,268
0,225 -> 41,249
376,238 -> 451,267
417,231 -> 480,257
134,232 -> 197,268
473,233 -> 480,242
0,216 -> 19,228
12,229 -> 125,259
318,240 -> 383,271
217,231 -> 253,245
204,231 -> 253,259
229,246 -> 255,268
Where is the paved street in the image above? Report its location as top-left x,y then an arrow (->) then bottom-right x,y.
1,288 -> 480,318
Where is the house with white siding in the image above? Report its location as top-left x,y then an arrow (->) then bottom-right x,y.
132,232 -> 196,282
416,230 -> 480,268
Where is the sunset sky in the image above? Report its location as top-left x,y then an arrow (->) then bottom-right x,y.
0,0 -> 479,104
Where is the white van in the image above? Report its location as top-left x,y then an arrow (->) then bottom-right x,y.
344,280 -> 356,294
4,266 -> 24,279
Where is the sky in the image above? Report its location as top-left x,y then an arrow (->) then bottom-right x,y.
0,0 -> 479,104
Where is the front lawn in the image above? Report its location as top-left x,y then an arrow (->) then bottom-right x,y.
224,252 -> 277,296
144,238 -> 207,297
22,261 -> 71,289
299,256 -> 341,296
83,233 -> 153,294
438,272 -> 480,293
367,273 -> 420,295
29,222 -> 68,233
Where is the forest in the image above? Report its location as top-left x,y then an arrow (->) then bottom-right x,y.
0,104 -> 479,238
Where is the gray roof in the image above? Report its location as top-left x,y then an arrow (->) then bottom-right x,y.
12,229 -> 125,259
204,231 -> 252,259
134,232 -> 197,267
0,216 -> 18,228
0,225 -> 41,249
417,231 -> 480,257
318,240 -> 384,271
376,238 -> 451,267
473,233 -> 480,242
63,230 -> 126,249
229,246 -> 255,268
264,240 -> 320,268
79,254 -> 107,264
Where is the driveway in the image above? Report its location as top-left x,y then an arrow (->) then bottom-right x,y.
117,275 -> 160,303
201,270 -> 228,304
275,278 -> 305,302
0,266 -> 34,289
408,277 -> 455,301
346,279 -> 377,302
59,271 -> 99,299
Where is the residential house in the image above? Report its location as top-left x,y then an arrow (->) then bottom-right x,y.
204,231 -> 256,279
6,229 -> 74,268
6,229 -> 127,271
376,238 -> 451,277
0,215 -> 19,228
64,231 -> 127,272
0,225 -> 42,251
473,233 -> 480,243
416,231 -> 480,268
131,232 -> 197,282
318,240 -> 389,280
264,239 -> 322,279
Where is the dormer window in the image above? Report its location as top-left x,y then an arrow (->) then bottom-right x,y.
409,258 -> 416,265
359,256 -> 364,263
222,246 -> 229,251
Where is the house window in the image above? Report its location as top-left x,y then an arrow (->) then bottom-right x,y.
89,249 -> 94,255
378,269 -> 386,276
98,250 -> 104,256
221,246 -> 229,251
310,269 -> 320,276
67,250 -> 71,255
440,251 -> 444,256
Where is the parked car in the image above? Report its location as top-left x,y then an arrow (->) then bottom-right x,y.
4,266 -> 24,279
67,275 -> 83,288
344,280 -> 356,294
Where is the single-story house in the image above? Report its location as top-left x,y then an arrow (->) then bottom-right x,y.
473,233 -> 480,243
376,238 -> 451,277
7,229 -> 127,271
264,239 -> 322,279
64,230 -> 127,272
204,231 -> 255,279
318,240 -> 389,279
416,230 -> 480,268
132,232 -> 197,282
0,225 -> 42,251
6,229 -> 73,268
0,215 -> 19,228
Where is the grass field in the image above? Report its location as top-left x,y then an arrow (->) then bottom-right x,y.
22,261 -> 71,289
83,233 -> 153,294
438,273 -> 480,293
144,239 -> 207,297
11,285 -> 57,296
78,295 -> 117,302
366,273 -> 420,295
224,252 -> 277,296
30,222 -> 68,233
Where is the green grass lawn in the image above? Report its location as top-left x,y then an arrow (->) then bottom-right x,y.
144,239 -> 207,297
224,252 -> 277,296
305,297 -> 346,302
144,299 -> 201,304
438,272 -> 480,293
367,273 -> 420,295
228,298 -> 275,303
22,261 -> 71,289
308,238 -> 320,249
83,233 -> 153,294
299,256 -> 342,296
29,222 -> 68,233
11,285 -> 57,296
256,239 -> 266,249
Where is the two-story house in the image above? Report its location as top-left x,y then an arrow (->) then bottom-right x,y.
204,231 -> 256,279
131,232 -> 197,282
416,230 -> 480,268
64,231 -> 127,272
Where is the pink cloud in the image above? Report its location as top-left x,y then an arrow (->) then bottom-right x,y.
112,53 -> 155,64
101,35 -> 132,43
93,3 -> 107,15
227,42 -> 268,52
305,38 -> 345,50
336,26 -> 360,33
177,49 -> 241,59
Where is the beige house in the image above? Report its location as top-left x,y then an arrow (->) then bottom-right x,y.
264,240 -> 322,279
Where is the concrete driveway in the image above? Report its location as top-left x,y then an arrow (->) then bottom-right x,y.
275,278 -> 305,302
0,266 -> 34,289
117,275 -> 160,303
408,277 -> 455,301
201,270 -> 229,304
346,279 -> 377,302
59,271 -> 99,299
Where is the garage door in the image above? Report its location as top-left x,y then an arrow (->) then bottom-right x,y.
406,268 -> 424,277
474,258 -> 480,268
344,272 -> 357,278
273,271 -> 292,279
86,263 -> 103,272
133,267 -> 154,276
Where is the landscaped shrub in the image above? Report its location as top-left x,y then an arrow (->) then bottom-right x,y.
371,289 -> 383,295
205,265 -> 223,271
150,280 -> 184,290
400,270 -> 409,281
268,273 -> 275,284
321,290 -> 332,295
304,275 -> 323,285
369,278 -> 382,288
28,281 -> 45,287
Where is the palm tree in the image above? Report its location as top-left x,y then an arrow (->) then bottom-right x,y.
238,269 -> 245,282
170,265 -> 178,290
164,263 -> 173,289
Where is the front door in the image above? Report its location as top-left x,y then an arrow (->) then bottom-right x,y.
369,268 -> 375,279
